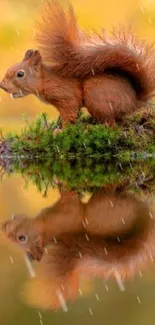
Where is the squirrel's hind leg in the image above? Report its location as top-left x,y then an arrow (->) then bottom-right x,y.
83,75 -> 137,126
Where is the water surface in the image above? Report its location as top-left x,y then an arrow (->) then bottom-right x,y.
0,159 -> 155,325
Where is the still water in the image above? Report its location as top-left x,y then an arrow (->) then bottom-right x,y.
0,158 -> 155,325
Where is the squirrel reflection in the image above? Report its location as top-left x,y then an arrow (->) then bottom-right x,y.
1,185 -> 155,310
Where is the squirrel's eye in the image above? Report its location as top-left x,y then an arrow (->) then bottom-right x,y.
17,235 -> 27,243
16,70 -> 25,78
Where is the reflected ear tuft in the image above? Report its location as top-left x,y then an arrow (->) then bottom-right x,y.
11,214 -> 27,221
35,235 -> 44,248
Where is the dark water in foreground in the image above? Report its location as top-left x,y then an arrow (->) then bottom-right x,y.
0,158 -> 155,325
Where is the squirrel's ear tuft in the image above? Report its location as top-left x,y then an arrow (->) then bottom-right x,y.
23,50 -> 42,65
32,50 -> 42,65
23,49 -> 35,61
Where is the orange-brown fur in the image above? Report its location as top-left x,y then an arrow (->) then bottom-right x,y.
2,187 -> 155,310
1,2 -> 155,127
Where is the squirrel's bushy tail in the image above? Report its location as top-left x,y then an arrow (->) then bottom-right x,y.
36,1 -> 155,100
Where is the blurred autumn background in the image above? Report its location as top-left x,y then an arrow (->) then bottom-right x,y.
0,0 -> 155,324
1,0 -> 155,133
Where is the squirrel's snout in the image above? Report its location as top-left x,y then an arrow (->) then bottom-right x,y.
0,80 -> 7,92
1,220 -> 11,233
1,222 -> 7,232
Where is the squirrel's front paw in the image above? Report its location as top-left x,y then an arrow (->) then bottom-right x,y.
53,128 -> 62,136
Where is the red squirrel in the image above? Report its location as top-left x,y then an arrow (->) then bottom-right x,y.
1,2 -> 155,128
1,188 -> 155,310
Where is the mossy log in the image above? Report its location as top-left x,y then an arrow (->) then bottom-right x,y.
0,108 -> 155,161
0,109 -> 155,194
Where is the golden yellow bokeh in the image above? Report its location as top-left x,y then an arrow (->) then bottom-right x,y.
0,0 -> 155,133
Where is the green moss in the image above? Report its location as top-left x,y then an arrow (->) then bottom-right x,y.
1,155 -> 155,195
2,109 -> 155,160
0,109 -> 154,194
